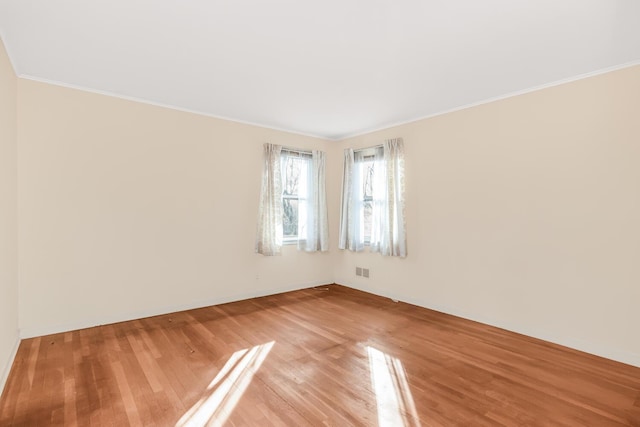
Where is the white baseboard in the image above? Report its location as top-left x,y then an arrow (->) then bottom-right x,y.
338,281 -> 640,369
0,335 -> 20,399
19,280 -> 333,339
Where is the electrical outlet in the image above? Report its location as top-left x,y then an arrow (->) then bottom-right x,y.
363,268 -> 370,278
356,267 -> 362,276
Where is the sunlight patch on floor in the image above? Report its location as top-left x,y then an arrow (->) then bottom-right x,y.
176,341 -> 274,427
367,346 -> 421,427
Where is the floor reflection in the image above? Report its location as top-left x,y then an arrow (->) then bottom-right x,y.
176,341 -> 274,427
367,346 -> 421,427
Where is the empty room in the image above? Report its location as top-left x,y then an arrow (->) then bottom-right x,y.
1,1 -> 640,425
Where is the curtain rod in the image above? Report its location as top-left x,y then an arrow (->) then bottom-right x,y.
356,137 -> 401,151
353,144 -> 383,153
282,146 -> 313,155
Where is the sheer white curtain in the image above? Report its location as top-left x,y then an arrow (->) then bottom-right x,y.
255,143 -> 283,256
339,138 -> 407,257
371,138 -> 407,257
339,148 -> 363,251
339,148 -> 376,251
297,150 -> 329,252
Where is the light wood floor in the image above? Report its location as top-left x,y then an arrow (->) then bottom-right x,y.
1,285 -> 639,426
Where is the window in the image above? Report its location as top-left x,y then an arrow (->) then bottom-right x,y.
256,143 -> 328,256
339,138 -> 407,257
281,150 -> 311,243
356,150 -> 381,244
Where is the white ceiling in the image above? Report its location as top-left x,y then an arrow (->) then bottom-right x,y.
1,0 -> 639,140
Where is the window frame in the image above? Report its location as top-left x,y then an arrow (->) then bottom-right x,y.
354,147 -> 382,246
360,154 -> 375,245
281,148 -> 312,245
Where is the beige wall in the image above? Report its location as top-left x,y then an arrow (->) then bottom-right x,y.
11,59 -> 640,368
17,79 -> 337,337
0,38 -> 19,394
336,65 -> 640,367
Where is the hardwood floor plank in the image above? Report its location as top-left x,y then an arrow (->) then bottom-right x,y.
1,285 -> 639,426
111,359 -> 141,427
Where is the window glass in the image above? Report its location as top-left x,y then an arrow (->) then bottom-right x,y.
361,156 -> 375,243
281,151 -> 310,241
